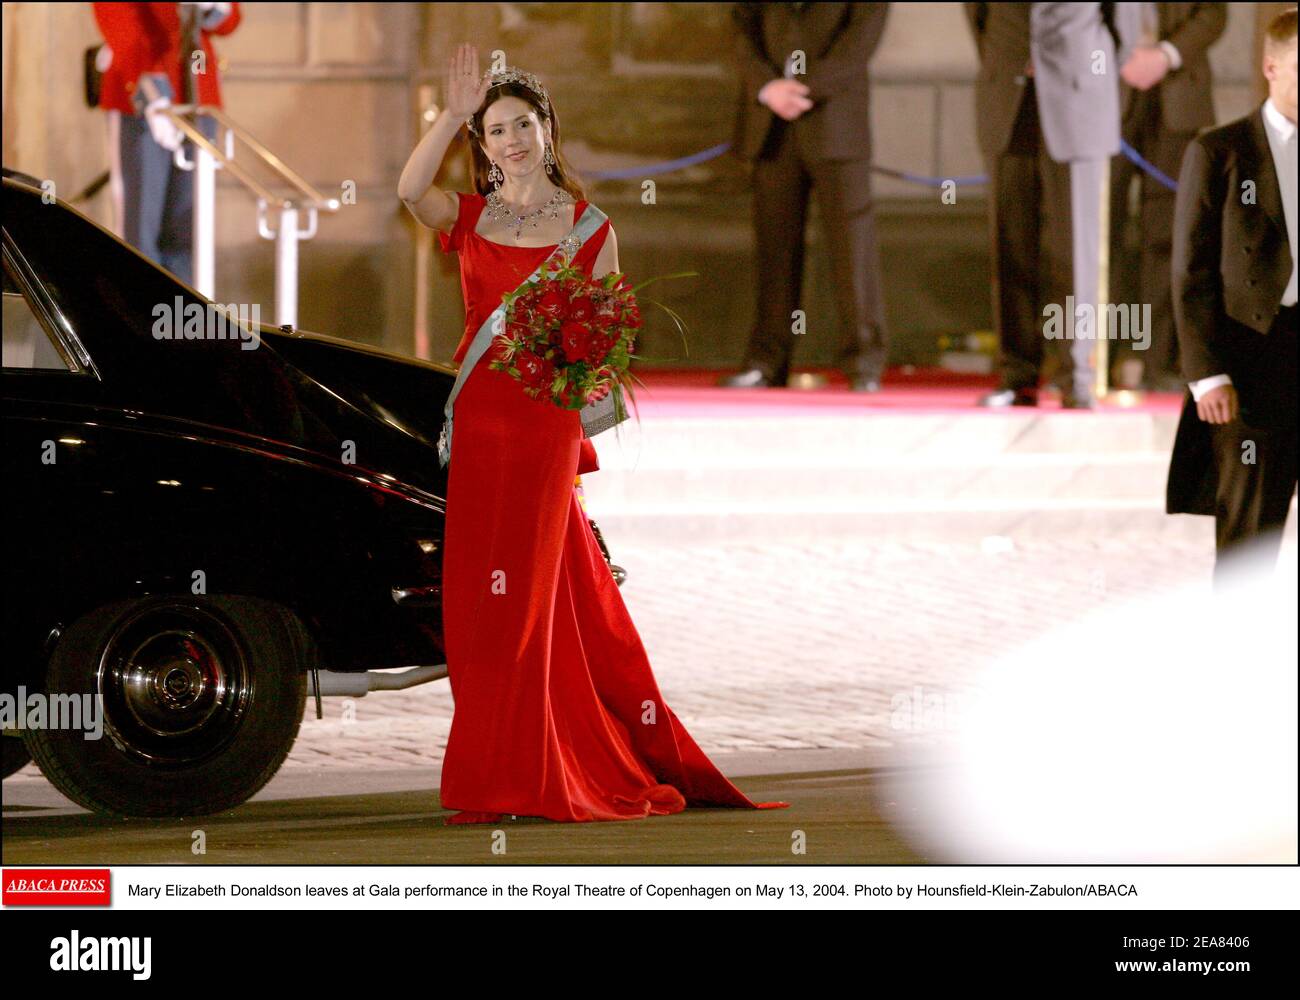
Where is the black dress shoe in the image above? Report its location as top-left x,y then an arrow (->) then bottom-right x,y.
978,387 -> 1037,407
849,375 -> 882,392
718,367 -> 777,388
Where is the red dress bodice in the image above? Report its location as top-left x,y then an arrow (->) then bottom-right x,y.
438,191 -> 610,473
439,192 -> 610,364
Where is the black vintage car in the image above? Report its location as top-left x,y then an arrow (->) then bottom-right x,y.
1,168 -> 624,817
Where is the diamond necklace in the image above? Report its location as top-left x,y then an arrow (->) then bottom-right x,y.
484,187 -> 574,240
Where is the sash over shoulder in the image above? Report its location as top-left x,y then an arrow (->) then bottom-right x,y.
437,198 -> 612,470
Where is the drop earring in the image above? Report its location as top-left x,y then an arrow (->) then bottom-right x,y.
543,142 -> 556,176
488,159 -> 503,186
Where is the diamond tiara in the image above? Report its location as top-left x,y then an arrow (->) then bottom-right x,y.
464,66 -> 551,137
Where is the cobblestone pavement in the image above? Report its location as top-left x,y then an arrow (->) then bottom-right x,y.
192,532 -> 1232,770
11,518 -> 1293,783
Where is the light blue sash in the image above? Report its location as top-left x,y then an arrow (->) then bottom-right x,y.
437,200 -> 610,469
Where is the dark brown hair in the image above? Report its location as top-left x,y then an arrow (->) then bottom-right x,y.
468,83 -> 585,201
1265,6 -> 1297,48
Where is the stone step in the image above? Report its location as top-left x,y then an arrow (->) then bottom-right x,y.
592,503 -> 1221,546
596,409 -> 1182,463
582,451 -> 1174,506
578,408 -> 1214,543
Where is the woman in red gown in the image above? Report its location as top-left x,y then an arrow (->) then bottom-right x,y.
399,45 -> 788,823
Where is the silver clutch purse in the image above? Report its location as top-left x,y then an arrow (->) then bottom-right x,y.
580,383 -> 630,439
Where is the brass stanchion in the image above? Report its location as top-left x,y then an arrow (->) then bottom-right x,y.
413,83 -> 435,361
788,372 -> 829,390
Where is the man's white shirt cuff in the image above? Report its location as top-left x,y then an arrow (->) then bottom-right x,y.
1159,41 -> 1182,71
1189,374 -> 1232,401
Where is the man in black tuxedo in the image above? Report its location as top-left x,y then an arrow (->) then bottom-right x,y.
723,2 -> 890,391
1166,7 -> 1297,585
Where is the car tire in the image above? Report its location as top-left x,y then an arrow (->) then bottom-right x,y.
2,736 -> 32,779
25,595 -> 309,818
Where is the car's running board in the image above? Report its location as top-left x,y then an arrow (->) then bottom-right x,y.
306,663 -> 448,697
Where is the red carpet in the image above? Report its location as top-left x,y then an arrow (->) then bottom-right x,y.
624,368 -> 1184,416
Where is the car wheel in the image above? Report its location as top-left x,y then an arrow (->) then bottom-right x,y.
25,595 -> 308,818
2,736 -> 31,779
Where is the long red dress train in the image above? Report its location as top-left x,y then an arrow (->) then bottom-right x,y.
436,191 -> 789,822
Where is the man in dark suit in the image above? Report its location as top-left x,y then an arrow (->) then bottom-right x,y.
1111,3 -> 1227,392
723,2 -> 891,391
1166,7 -> 1297,585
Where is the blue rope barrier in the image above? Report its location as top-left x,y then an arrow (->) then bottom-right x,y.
1119,138 -> 1179,191
584,139 -> 1177,191
584,140 -> 988,185
867,164 -> 989,188
584,143 -> 733,180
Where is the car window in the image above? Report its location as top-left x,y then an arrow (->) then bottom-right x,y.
2,263 -> 74,372
5,178 -> 193,372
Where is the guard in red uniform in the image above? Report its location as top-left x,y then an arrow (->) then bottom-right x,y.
93,2 -> 241,283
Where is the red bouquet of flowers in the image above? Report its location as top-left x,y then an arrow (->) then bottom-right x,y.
487,258 -> 657,412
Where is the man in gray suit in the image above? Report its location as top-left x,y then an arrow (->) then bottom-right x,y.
968,3 -> 1139,408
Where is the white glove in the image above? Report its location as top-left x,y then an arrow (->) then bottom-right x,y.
180,3 -> 230,29
144,97 -> 183,151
